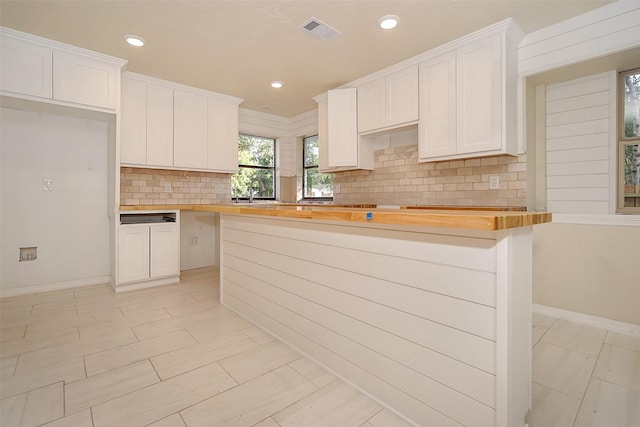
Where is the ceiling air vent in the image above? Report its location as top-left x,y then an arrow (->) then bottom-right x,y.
300,17 -> 342,41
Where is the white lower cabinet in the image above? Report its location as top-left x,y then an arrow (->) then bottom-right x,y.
118,221 -> 179,287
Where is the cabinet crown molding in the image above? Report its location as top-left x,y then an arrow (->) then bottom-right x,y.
325,17 -> 524,94
1,26 -> 128,69
123,71 -> 243,105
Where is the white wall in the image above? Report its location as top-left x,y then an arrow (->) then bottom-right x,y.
1,107 -> 110,294
180,210 -> 217,270
520,2 -> 640,327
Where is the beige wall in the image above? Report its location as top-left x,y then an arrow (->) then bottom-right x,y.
533,222 -> 640,325
333,144 -> 527,207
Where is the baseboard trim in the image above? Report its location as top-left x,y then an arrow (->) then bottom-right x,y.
0,275 -> 111,298
114,276 -> 180,293
533,303 -> 640,337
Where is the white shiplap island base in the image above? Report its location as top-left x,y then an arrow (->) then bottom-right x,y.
219,212 -> 539,427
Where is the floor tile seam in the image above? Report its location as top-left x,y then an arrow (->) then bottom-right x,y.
571,376 -> 597,427
537,337 -> 604,358
571,337 -> 607,411
65,361 -> 163,416
269,375 -> 343,424
285,360 -> 330,391
0,378 -> 66,402
3,332 -> 81,364
590,375 -> 640,393
84,335 -> 199,378
364,407 -> 386,426
531,380 -> 584,402
605,341 -> 640,355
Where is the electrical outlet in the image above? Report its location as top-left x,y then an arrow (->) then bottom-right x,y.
489,176 -> 500,190
19,247 -> 37,262
191,236 -> 198,245
164,183 -> 172,192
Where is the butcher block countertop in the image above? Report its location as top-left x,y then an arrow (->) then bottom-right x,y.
120,204 -> 551,231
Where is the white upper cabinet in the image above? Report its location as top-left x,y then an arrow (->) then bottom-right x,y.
207,97 -> 239,173
419,51 -> 457,158
357,66 -> 418,134
121,77 -> 174,167
315,90 -> 374,172
120,78 -> 148,164
455,34 -> 502,155
0,27 -> 124,112
146,84 -> 174,167
173,90 -> 208,169
120,72 -> 242,173
0,35 -> 52,99
53,52 -> 118,109
328,88 -> 358,167
418,21 -> 521,162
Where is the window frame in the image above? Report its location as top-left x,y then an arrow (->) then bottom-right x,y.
233,134 -> 276,201
302,134 -> 333,201
617,67 -> 640,214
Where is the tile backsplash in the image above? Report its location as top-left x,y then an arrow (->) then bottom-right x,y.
120,167 -> 231,206
333,145 -> 527,207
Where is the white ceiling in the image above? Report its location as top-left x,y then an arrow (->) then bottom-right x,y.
0,0 -> 613,118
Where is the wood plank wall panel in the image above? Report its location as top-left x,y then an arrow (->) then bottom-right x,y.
221,215 -> 499,426
545,72 -> 612,214
518,2 -> 640,75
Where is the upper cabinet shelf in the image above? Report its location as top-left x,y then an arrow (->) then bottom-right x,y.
0,27 -> 126,113
357,66 -> 418,135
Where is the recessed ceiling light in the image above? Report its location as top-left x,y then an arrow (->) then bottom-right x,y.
125,35 -> 145,47
379,15 -> 399,30
270,81 -> 283,89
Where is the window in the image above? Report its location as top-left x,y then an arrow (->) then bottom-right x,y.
231,134 -> 275,200
619,68 -> 640,213
303,135 -> 333,199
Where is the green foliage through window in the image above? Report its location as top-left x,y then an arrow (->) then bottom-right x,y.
620,69 -> 640,210
303,135 -> 333,198
231,134 -> 275,200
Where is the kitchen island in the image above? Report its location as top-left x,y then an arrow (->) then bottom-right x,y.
121,204 -> 551,427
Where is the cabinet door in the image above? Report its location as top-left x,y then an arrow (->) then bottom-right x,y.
419,52 -> 457,159
327,88 -> 358,167
386,66 -> 418,127
173,90 -> 208,169
456,34 -> 502,154
146,84 -> 174,167
53,52 -> 117,109
357,78 -> 385,133
316,95 -> 333,172
150,224 -> 180,279
118,225 -> 150,284
120,78 -> 147,164
0,36 -> 52,99
207,98 -> 239,172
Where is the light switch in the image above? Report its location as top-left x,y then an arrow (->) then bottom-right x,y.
42,179 -> 53,191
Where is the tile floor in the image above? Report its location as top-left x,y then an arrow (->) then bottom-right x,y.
0,267 -> 638,427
